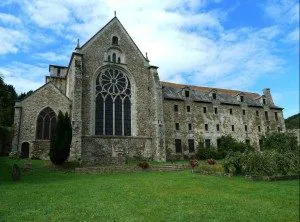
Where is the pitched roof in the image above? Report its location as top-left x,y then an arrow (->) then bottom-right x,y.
162,81 -> 267,107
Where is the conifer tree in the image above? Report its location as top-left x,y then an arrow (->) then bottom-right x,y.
49,111 -> 72,165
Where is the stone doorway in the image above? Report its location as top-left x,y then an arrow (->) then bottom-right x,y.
21,142 -> 29,158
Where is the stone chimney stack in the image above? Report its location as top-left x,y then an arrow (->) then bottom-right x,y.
263,88 -> 274,105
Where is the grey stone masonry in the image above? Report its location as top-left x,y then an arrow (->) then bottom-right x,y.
12,16 -> 286,163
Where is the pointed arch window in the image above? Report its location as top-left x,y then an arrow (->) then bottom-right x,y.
95,68 -> 131,136
36,107 -> 57,140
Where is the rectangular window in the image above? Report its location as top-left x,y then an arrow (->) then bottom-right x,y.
214,107 -> 218,114
212,93 -> 216,99
256,110 -> 259,116
240,96 -> 244,102
57,68 -> 61,76
230,108 -> 233,115
216,124 -> 220,131
175,139 -> 182,153
203,107 -> 207,113
185,90 -> 190,97
174,105 -> 178,112
275,112 -> 278,121
243,109 -> 246,115
278,127 -> 281,132
258,125 -> 261,132
188,139 -> 195,153
205,124 -> 208,131
263,98 -> 266,105
231,125 -> 235,131
175,123 -> 179,130
265,111 -> 269,121
245,125 -> 248,132
267,126 -> 270,132
245,139 -> 250,146
187,106 -> 191,112
205,139 -> 211,148
188,123 -> 192,131
217,138 -> 221,148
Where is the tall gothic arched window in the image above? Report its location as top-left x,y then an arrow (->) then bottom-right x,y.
36,107 -> 57,140
95,68 -> 131,136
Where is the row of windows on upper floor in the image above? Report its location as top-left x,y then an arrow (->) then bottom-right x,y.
173,105 -> 279,121
174,122 -> 282,133
174,138 -> 258,153
184,90 -> 267,105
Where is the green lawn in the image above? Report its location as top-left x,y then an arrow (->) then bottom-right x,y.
0,157 -> 299,222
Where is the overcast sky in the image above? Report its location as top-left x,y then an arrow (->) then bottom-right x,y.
0,0 -> 299,117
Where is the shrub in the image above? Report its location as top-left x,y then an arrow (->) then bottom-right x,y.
223,151 -> 244,175
0,126 -> 12,156
206,158 -> 216,165
197,147 -> 221,160
260,132 -> 299,153
217,135 -> 251,158
241,150 -> 277,177
49,111 -> 72,165
223,150 -> 300,177
137,161 -> 149,169
198,164 -> 225,175
189,159 -> 198,173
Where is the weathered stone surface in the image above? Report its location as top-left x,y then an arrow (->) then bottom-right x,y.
12,164 -> 21,181
12,16 -> 286,165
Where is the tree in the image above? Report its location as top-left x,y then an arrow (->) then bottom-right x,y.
285,113 -> 300,130
49,111 -> 72,165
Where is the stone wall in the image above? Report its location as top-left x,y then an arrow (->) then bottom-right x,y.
31,140 -> 50,160
163,98 -> 285,155
12,83 -> 71,158
81,136 -> 152,165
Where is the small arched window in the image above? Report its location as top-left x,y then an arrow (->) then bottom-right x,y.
36,107 -> 57,140
112,36 -> 119,45
112,53 -> 116,63
117,57 -> 121,63
108,55 -> 111,62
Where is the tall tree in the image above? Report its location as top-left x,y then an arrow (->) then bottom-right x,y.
49,111 -> 72,165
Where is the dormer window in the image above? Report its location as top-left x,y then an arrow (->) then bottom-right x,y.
112,36 -> 118,45
240,96 -> 244,102
185,90 -> 190,97
212,93 -> 216,99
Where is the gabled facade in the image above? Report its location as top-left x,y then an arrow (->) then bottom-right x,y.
12,16 -> 285,163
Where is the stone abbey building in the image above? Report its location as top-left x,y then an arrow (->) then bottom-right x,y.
12,17 -> 286,164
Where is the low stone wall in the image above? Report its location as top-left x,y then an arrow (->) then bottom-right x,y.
75,164 -> 188,173
81,136 -> 153,165
31,140 -> 50,160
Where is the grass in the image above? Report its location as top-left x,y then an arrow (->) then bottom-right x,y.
0,157 -> 299,222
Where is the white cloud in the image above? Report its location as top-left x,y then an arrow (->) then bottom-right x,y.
0,27 -> 29,54
264,0 -> 299,23
284,28 -> 300,43
35,52 -> 69,63
0,0 -> 293,92
0,62 -> 47,93
0,12 -> 21,24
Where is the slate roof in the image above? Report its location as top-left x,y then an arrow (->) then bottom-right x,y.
161,81 -> 283,109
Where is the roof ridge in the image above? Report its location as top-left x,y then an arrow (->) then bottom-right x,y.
161,81 -> 261,97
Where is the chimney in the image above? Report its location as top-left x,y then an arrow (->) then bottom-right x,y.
263,88 -> 274,105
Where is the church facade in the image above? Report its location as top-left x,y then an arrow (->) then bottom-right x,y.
12,17 -> 286,164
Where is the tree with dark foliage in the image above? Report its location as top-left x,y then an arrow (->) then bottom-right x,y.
49,111 -> 72,165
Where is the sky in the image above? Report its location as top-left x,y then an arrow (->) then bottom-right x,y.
0,0 -> 299,118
